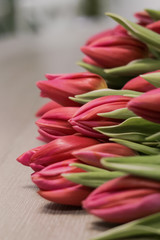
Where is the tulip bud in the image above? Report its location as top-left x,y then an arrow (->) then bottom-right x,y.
37,72 -> 107,106
17,135 -> 99,170
134,10 -> 153,25
106,12 -> 160,52
73,143 -> 137,168
81,35 -> 148,69
147,20 -> 160,34
36,101 -> 61,117
122,75 -> 157,92
32,159 -> 92,206
69,95 -> 132,139
17,146 -> 42,167
83,175 -> 160,223
128,88 -> 160,124
85,25 -> 127,46
36,107 -> 79,142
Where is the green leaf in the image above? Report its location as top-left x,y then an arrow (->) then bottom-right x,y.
110,138 -> 160,155
98,108 -> 136,119
145,132 -> 160,142
142,141 -> 160,147
63,170 -> 125,188
70,163 -> 107,172
94,117 -> 160,142
70,89 -> 141,104
91,213 -> 160,240
104,59 -> 160,77
106,12 -> 160,51
146,9 -> 160,21
141,72 -> 160,88
102,154 -> 160,165
101,155 -> 160,180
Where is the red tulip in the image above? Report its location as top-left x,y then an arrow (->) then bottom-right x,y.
17,146 -> 42,168
36,101 -> 61,117
134,11 -> 153,26
128,88 -> 160,124
85,25 -> 127,46
83,175 -> 160,223
123,75 -> 157,92
81,35 -> 148,69
17,135 -> 99,171
36,107 -> 79,142
69,95 -> 132,139
73,143 -> 137,168
37,72 -> 107,106
32,159 -> 92,206
147,20 -> 160,34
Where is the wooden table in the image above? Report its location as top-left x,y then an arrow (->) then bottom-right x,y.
0,20 -> 110,240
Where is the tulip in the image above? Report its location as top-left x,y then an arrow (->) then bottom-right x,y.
69,95 -> 132,139
73,143 -> 137,168
17,145 -> 46,172
134,11 -> 153,25
128,88 -> 160,124
81,34 -> 148,69
83,175 -> 160,223
106,13 -> 160,54
85,25 -> 127,46
17,135 -> 99,170
122,70 -> 160,93
36,107 -> 79,142
36,101 -> 61,117
32,159 -> 92,206
122,75 -> 157,92
147,20 -> 160,34
37,72 -> 107,106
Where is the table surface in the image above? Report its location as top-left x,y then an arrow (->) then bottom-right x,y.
0,20 -> 111,240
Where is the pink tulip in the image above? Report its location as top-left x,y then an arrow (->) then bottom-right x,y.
17,146 -> 42,167
37,72 -> 107,106
32,159 -> 92,206
73,143 -> 137,168
36,101 -> 61,117
83,175 -> 160,223
134,11 -> 153,26
128,88 -> 160,124
81,35 -> 148,69
85,25 -> 127,46
147,20 -> 160,34
69,95 -> 132,139
36,107 -> 79,142
17,135 -> 99,170
123,75 -> 157,92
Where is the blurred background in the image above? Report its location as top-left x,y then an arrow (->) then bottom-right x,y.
1,0 -> 160,73
1,0 -> 160,152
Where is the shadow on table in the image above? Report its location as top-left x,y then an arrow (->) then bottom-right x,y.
90,220 -> 119,232
23,184 -> 37,190
41,202 -> 86,215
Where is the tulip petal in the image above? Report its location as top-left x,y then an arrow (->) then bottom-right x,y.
38,184 -> 91,206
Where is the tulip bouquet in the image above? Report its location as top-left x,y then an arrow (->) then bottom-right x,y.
17,8 -> 160,240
